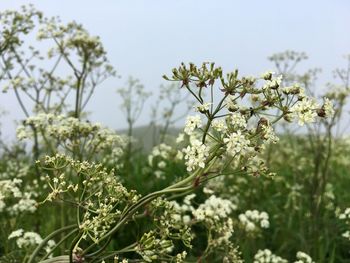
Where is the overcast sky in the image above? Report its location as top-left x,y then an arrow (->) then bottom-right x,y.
0,0 -> 350,139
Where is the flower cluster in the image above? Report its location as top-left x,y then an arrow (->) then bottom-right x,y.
148,143 -> 173,166
38,154 -> 139,243
339,207 -> 350,220
224,130 -> 251,156
212,119 -> 227,132
135,231 -> 176,262
253,249 -> 288,263
183,139 -> 209,172
290,98 -> 319,126
17,113 -> 126,158
148,143 -> 178,179
294,251 -> 314,263
166,63 -> 332,178
0,159 -> 30,180
229,112 -> 247,129
36,18 -> 113,74
169,194 -> 240,259
238,210 -> 270,232
338,207 -> 350,240
8,229 -> 55,253
135,198 -> 192,262
184,115 -> 202,135
0,178 -> 37,214
260,123 -> 279,144
195,102 -> 212,113
322,98 -> 335,117
192,195 -> 236,223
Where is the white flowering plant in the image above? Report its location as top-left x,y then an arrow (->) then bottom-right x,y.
20,61 -> 330,262
1,5 -> 349,263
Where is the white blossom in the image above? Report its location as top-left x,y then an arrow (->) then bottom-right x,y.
294,251 -> 314,263
223,131 -> 250,156
229,113 -> 247,129
225,95 -> 239,111
323,97 -> 334,117
254,249 -> 287,263
184,115 -> 202,135
195,102 -> 211,112
183,139 -> 209,172
291,98 -> 319,126
212,119 -> 227,132
192,195 -> 236,222
239,210 -> 270,232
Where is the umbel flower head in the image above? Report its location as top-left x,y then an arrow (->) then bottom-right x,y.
164,62 -> 333,173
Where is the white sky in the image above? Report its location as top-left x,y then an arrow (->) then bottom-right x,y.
0,0 -> 350,140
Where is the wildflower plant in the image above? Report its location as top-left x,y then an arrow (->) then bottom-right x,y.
0,5 -> 340,263
24,62 -> 330,262
8,59 -> 325,262
164,62 -> 331,177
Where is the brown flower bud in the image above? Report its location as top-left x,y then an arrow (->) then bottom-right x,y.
317,108 -> 326,117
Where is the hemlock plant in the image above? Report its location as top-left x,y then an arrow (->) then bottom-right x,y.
0,5 -> 342,263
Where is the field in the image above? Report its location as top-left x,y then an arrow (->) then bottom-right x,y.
1,5 -> 350,263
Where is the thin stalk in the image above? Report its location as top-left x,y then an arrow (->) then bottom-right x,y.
28,225 -> 77,263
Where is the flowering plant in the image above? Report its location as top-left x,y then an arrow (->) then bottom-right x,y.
0,6 -> 343,263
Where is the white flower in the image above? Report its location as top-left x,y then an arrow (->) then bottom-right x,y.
192,195 -> 236,222
158,161 -> 166,169
183,215 -> 191,225
246,222 -> 256,231
176,251 -> 187,263
291,98 -> 319,126
172,214 -> 181,222
16,125 -> 29,140
261,125 -> 279,143
294,251 -> 314,263
184,115 -> 202,135
223,130 -> 250,155
8,196 -> 37,214
154,170 -> 163,179
254,249 -> 287,263
203,187 -> 214,194
184,194 -> 196,205
148,143 -> 173,166
8,229 -> 24,239
323,97 -> 334,117
262,75 -> 283,90
260,219 -> 270,228
225,95 -> 239,111
261,71 -> 275,80
342,231 -> 350,239
212,119 -> 227,132
183,139 -> 209,172
229,113 -> 247,129
195,102 -> 211,112
44,239 -> 56,255
239,210 -> 270,232
16,231 -> 43,248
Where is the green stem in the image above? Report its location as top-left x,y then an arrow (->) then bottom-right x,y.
28,225 -> 77,263
69,231 -> 83,263
40,229 -> 79,261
